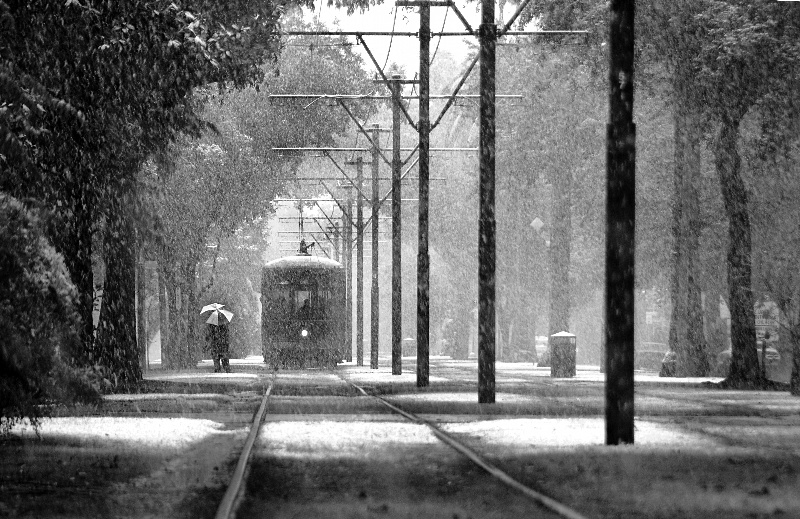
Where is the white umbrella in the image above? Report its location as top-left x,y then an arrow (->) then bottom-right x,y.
200,303 -> 234,326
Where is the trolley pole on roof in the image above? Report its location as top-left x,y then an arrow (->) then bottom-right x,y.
606,0 -> 636,445
390,74 -> 403,376
416,0 -> 431,388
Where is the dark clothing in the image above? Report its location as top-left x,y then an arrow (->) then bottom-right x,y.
205,324 -> 231,373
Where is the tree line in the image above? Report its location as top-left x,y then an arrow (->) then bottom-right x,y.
0,1 -> 373,429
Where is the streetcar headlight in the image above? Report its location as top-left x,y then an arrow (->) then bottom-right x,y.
301,329 -> 309,338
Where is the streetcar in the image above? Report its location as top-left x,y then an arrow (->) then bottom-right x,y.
261,247 -> 346,368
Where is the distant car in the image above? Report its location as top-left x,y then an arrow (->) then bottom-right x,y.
636,350 -> 669,371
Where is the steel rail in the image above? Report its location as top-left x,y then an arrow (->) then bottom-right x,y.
214,376 -> 275,519
347,381 -> 592,519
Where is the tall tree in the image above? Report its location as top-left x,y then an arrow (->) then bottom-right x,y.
689,2 -> 800,385
1,0 -> 291,386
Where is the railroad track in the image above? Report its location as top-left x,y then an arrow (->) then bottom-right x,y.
214,369 -> 589,519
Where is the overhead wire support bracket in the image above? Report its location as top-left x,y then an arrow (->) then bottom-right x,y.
395,0 -> 474,35
336,99 -> 394,167
431,52 -> 479,131
322,150 -> 370,202
499,0 -> 532,35
317,181 -> 354,228
356,35 -> 419,130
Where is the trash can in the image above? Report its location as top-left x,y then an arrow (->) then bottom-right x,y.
550,331 -> 576,378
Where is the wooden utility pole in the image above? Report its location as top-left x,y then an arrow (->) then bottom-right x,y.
343,189 -> 354,362
370,124 -> 385,369
416,0 -> 431,388
477,0 -> 496,404
356,159 -> 365,367
345,157 -> 366,366
606,0 -> 636,445
276,14 -> 585,399
390,74 -> 403,375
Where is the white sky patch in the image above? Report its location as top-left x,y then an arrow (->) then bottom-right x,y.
299,1 -> 530,75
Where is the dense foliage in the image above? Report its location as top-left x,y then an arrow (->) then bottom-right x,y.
0,194 -> 101,433
0,0 -> 298,390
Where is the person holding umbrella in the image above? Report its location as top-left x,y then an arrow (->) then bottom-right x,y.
200,303 -> 233,373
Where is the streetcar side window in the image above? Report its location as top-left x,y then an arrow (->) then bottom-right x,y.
265,286 -> 291,317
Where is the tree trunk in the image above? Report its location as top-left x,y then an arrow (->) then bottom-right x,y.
714,113 -> 760,385
669,102 -> 708,376
184,260 -> 200,366
164,265 -> 178,369
95,198 -> 141,388
55,191 -> 95,365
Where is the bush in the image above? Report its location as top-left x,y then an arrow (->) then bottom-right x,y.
0,194 -> 100,434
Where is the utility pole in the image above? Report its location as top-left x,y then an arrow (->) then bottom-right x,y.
390,74 -> 403,375
370,124 -> 386,370
345,157 -> 366,367
343,189 -> 354,362
606,0 -> 636,445
356,158 -> 365,367
416,0 -> 431,388
275,14 -> 586,397
477,0 -> 497,404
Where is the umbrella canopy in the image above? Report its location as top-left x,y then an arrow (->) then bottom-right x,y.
200,303 -> 234,326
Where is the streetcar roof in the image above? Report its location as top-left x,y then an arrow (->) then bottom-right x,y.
263,254 -> 343,270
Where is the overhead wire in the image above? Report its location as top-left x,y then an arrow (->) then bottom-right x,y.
430,4 -> 450,66
382,7 -> 399,72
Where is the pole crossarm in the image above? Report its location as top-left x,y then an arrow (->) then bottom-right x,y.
313,200 -> 340,233
324,151 -> 371,202
360,151 -> 422,229
318,181 -> 355,228
376,156 -> 419,211
499,0 -> 532,35
356,35 -> 419,130
337,99 -> 394,168
431,52 -> 480,131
